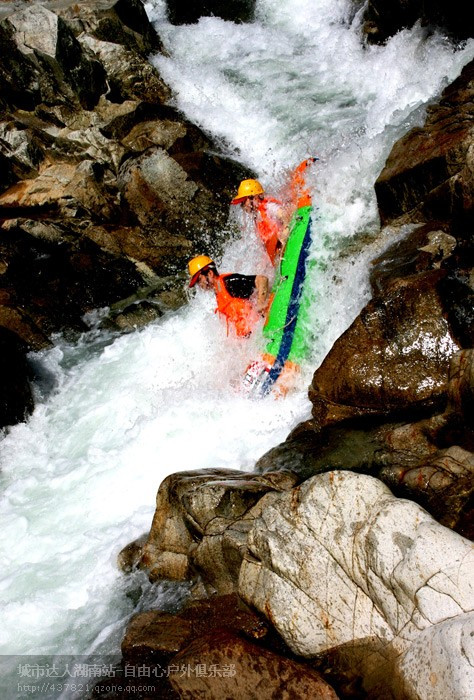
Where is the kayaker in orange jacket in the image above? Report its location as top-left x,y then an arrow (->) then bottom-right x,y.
230,161 -> 316,265
231,179 -> 289,265
188,255 -> 269,338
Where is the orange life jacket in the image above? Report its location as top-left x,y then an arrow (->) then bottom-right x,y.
254,197 -> 283,265
289,158 -> 314,208
214,274 -> 259,337
251,160 -> 315,264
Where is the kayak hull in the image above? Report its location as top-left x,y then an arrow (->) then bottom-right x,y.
244,202 -> 313,397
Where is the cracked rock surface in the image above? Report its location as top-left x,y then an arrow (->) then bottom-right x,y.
239,470 -> 474,698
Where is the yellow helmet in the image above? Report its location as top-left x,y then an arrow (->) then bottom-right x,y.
188,254 -> 214,287
231,178 -> 264,204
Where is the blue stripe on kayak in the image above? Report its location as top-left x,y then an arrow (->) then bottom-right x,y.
260,211 -> 313,396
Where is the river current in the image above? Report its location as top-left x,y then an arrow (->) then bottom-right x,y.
1,0 -> 473,696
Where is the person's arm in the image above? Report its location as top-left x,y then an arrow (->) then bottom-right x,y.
254,275 -> 269,315
272,201 -> 291,249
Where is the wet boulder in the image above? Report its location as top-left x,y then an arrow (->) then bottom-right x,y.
117,534 -> 148,573
170,629 -> 338,700
122,611 -> 194,665
309,267 -> 461,429
307,215 -> 472,433
121,593 -> 268,666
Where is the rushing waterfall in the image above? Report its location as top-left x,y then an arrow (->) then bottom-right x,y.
1,0 -> 473,696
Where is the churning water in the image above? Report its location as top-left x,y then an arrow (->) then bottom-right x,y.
1,0 -> 473,696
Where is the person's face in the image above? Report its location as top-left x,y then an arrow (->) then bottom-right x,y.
242,196 -> 257,212
197,269 -> 215,290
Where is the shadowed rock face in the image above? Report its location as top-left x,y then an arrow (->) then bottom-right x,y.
0,327 -> 33,427
166,0 -> 256,25
169,630 -> 338,700
375,60 -> 474,231
0,0 -> 252,427
103,592 -> 337,699
362,0 -> 474,44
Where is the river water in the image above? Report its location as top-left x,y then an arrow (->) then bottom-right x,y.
1,0 -> 473,696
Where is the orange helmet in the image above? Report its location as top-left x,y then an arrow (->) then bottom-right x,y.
188,255 -> 214,287
231,179 -> 264,204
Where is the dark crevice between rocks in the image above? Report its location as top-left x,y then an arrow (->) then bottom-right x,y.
0,327 -> 34,430
0,204 -> 60,220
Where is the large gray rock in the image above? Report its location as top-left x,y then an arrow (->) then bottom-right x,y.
54,0 -> 162,54
78,33 -> 169,103
239,471 -> 474,699
1,4 -> 106,110
135,463 -> 473,697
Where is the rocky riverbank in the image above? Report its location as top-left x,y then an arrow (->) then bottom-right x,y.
0,0 -> 250,428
